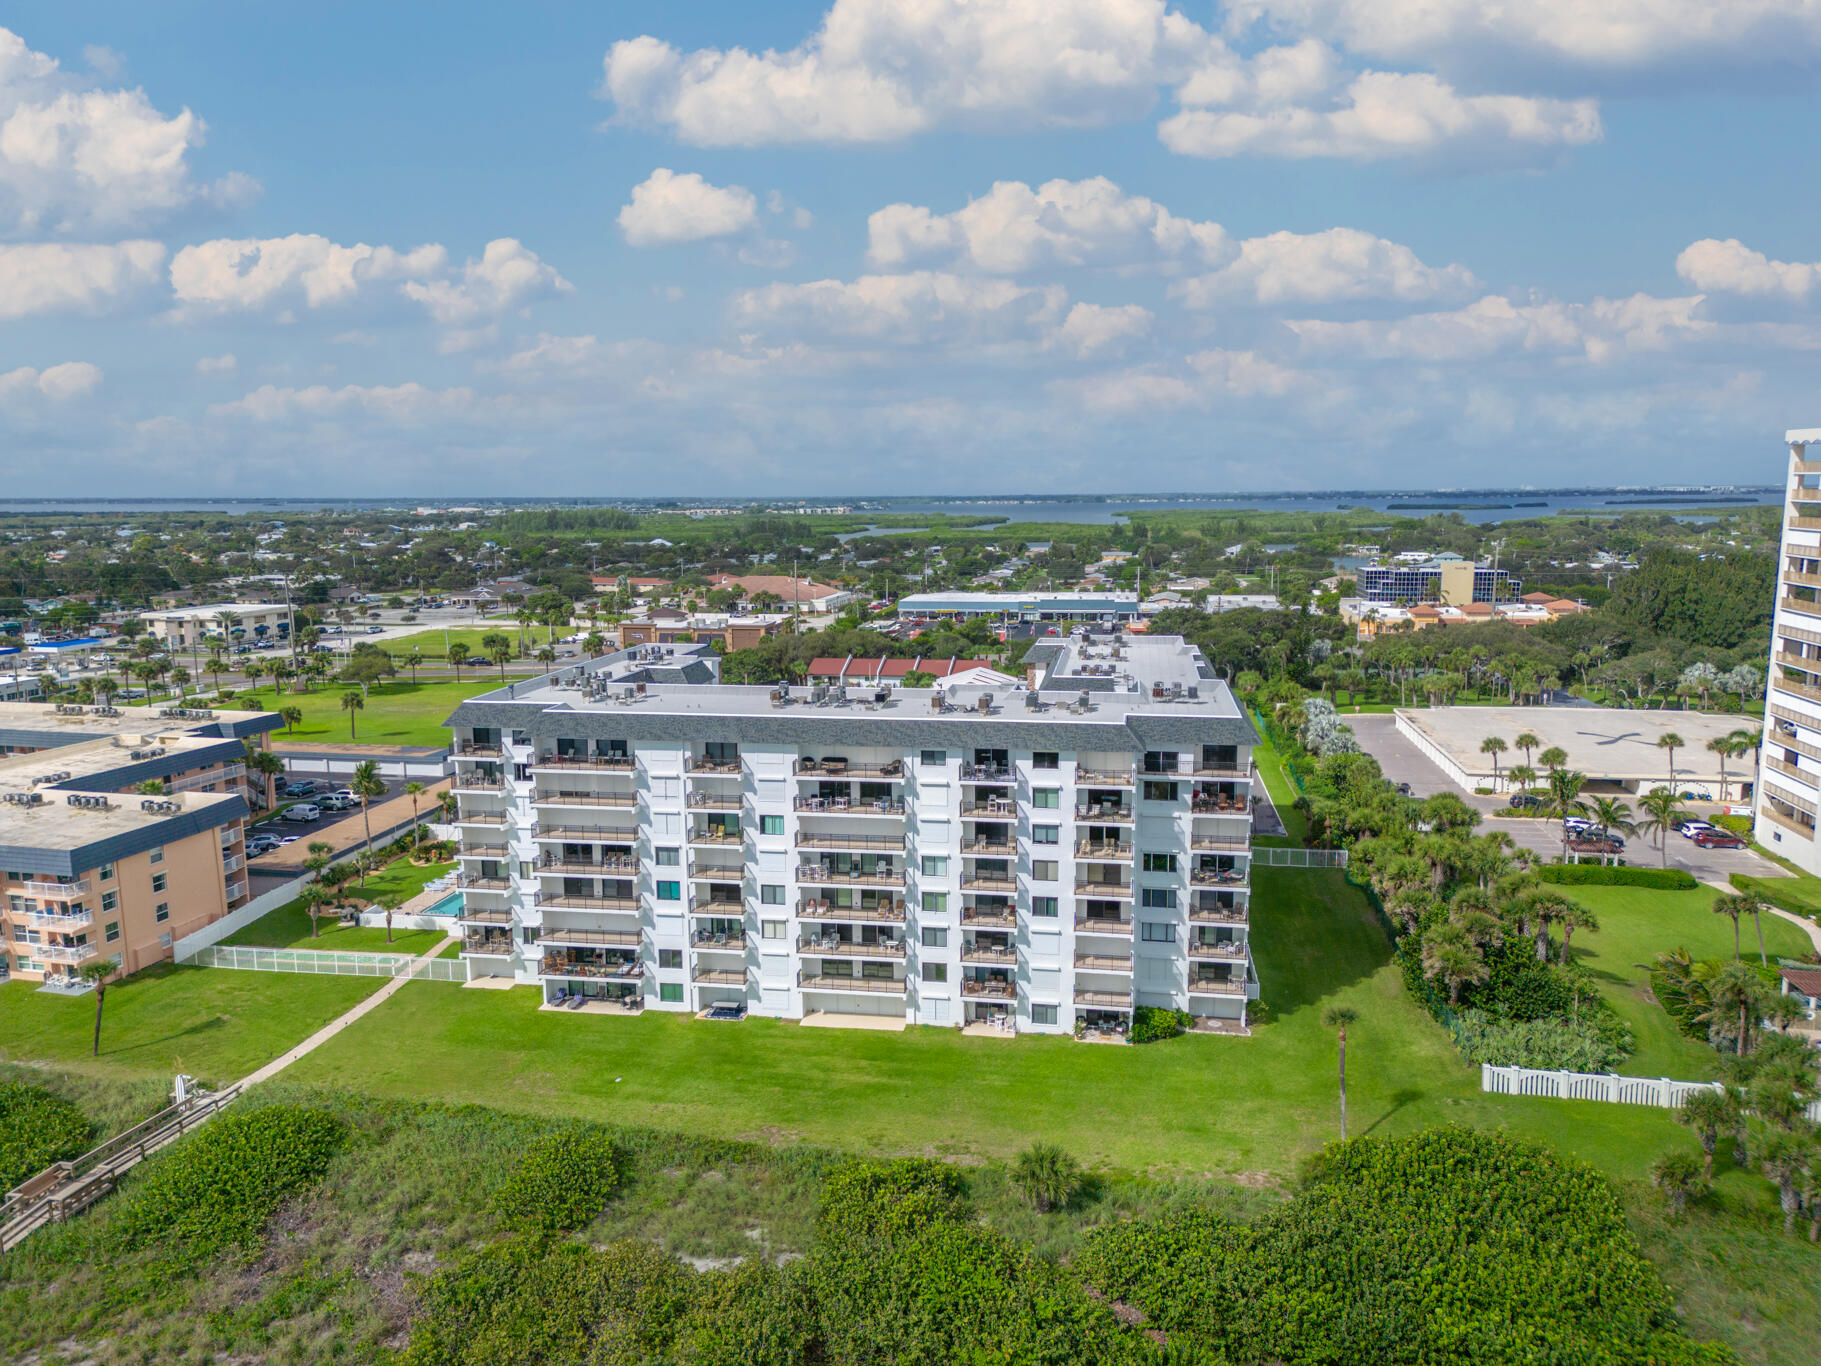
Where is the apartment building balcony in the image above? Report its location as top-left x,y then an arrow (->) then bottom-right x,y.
452,773 -> 506,793
1192,762 -> 1250,779
1794,458 -> 1821,474
800,934 -> 905,959
1762,804 -> 1816,839
169,761 -> 246,794
689,861 -> 744,885
1073,953 -> 1132,973
693,928 -> 748,950
1075,766 -> 1134,787
795,831 -> 904,852
961,978 -> 1016,1000
796,757 -> 904,779
539,855 -> 639,876
1772,675 -> 1821,707
961,836 -> 1015,855
455,872 -> 511,892
462,933 -> 515,956
959,797 -> 1017,817
39,941 -> 99,965
692,967 -> 748,986
1780,594 -> 1821,622
798,900 -> 906,923
1775,650 -> 1821,675
1074,802 -> 1133,824
1188,939 -> 1247,961
225,880 -> 248,903
1786,570 -> 1821,592
1073,915 -> 1133,936
20,878 -> 89,900
457,838 -> 509,858
687,792 -> 743,811
221,853 -> 246,875
536,891 -> 641,912
1765,756 -> 1817,789
1073,840 -> 1132,862
1187,975 -> 1247,997
1789,513 -> 1821,533
19,907 -> 93,931
540,954 -> 643,982
795,795 -> 906,816
1189,899 -> 1249,925
531,754 -> 635,772
687,828 -> 744,847
533,825 -> 627,843
798,970 -> 906,995
458,907 -> 514,926
532,791 -> 640,810
541,927 -> 642,949
1190,866 -> 1249,887
1189,834 -> 1251,852
455,810 -> 508,827
689,891 -> 744,913
960,942 -> 1017,965
796,864 -> 904,889
960,905 -> 1016,928
1072,989 -> 1131,1009
1190,796 -> 1251,816
959,762 -> 1015,783
1075,878 -> 1132,899
1780,621 -> 1821,650
452,741 -> 503,759
960,872 -> 1018,894
688,757 -> 743,775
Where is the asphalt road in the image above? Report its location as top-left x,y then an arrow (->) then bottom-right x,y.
1345,712 -> 1777,883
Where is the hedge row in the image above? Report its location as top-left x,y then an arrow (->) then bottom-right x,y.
1732,872 -> 1821,918
1537,864 -> 1698,889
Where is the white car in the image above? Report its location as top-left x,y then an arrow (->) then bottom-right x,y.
1562,817 -> 1594,834
1677,819 -> 1717,839
281,803 -> 322,822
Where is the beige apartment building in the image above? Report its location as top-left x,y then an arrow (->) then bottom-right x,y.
139,602 -> 293,650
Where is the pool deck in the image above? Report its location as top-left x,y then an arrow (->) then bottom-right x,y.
400,883 -> 460,916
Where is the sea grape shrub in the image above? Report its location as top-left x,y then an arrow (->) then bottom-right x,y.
1129,1006 -> 1193,1044
0,1082 -> 93,1190
814,1156 -> 965,1240
112,1104 -> 344,1267
493,1128 -> 622,1234
678,1259 -> 816,1366
1076,1127 -> 1736,1366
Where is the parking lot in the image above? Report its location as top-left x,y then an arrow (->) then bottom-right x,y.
245,775 -> 438,882
1345,713 -> 1779,885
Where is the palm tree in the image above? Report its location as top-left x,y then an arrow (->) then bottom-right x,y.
583,633 -> 605,657
1658,731 -> 1684,793
448,643 -> 470,680
534,645 -> 556,670
1758,1131 -> 1810,1234
280,704 -> 303,735
1421,922 -> 1487,1006
1537,746 -> 1568,774
78,958 -> 116,1056
243,743 -> 284,810
350,759 -> 386,882
1650,1150 -> 1708,1219
379,893 -> 401,944
1700,960 -> 1766,1057
340,689 -> 364,738
481,632 -> 513,679
1636,786 -> 1687,867
1540,768 -> 1590,861
1513,731 -> 1540,771
1556,900 -> 1599,964
1676,1087 -> 1740,1179
1010,1141 -> 1083,1213
1479,736 -> 1508,792
1507,763 -> 1537,798
299,883 -> 332,940
1323,1005 -> 1358,1140
1710,891 -> 1757,961
405,780 -> 426,843
1706,734 -> 1739,802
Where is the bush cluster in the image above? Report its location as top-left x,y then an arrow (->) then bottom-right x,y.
1538,864 -> 1697,890
1128,1005 -> 1193,1044
493,1128 -> 622,1234
112,1104 -> 344,1266
1450,1008 -> 1631,1071
0,1082 -> 93,1191
1732,872 -> 1821,918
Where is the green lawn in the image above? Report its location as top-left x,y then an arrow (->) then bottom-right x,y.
0,963 -> 380,1088
222,857 -> 456,952
377,624 -> 567,662
1249,732 -> 1308,845
235,678 -> 482,746
1562,883 -> 1814,1078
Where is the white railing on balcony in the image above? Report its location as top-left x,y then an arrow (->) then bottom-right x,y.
21,879 -> 89,900
226,879 -> 248,902
21,908 -> 93,931
169,762 -> 246,794
221,853 -> 246,875
39,941 -> 98,964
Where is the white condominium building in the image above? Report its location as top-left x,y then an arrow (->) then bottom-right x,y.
1760,425 -> 1821,873
446,633 -> 1257,1036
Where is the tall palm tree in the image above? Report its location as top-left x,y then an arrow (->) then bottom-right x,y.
243,742 -> 284,810
1479,736 -> 1508,792
1757,1131 -> 1810,1234
78,958 -> 116,1056
1537,746 -> 1568,774
280,705 -> 303,735
1636,786 -> 1687,868
1513,731 -> 1540,771
1323,1005 -> 1358,1140
1421,923 -> 1487,1006
1585,795 -> 1636,865
481,631 -> 513,678
448,643 -> 470,680
1658,732 -> 1684,793
1706,734 -> 1739,802
1507,763 -> 1537,798
1556,900 -> 1600,964
405,779 -> 426,844
1710,892 -> 1752,961
350,759 -> 387,884
1676,1087 -> 1740,1179
340,689 -> 364,739
1541,768 -> 1590,861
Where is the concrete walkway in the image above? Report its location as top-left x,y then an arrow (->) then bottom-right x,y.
238,934 -> 455,1088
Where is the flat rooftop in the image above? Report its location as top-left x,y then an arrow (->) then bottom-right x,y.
0,732 -> 238,789
0,789 -> 242,868
0,701 -> 280,748
141,602 -> 290,620
1396,707 -> 1756,785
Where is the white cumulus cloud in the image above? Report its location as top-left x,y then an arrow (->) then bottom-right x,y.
1053,302 -> 1153,356
0,239 -> 163,317
619,168 -> 759,246
208,381 -> 480,423
1286,292 -> 1708,362
170,234 -> 448,312
195,352 -> 236,375
400,238 -> 571,325
0,359 -> 101,402
731,270 -> 1068,345
1676,238 -> 1821,302
1172,227 -> 1478,305
0,26 -> 256,235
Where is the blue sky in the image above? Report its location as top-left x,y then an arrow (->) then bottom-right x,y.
3,1 -> 1820,496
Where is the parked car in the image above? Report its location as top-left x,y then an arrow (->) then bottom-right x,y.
1562,816 -> 1595,834
469,656 -> 492,667
1394,782 -> 1413,797
1676,819 -> 1716,839
277,833 -> 302,846
281,803 -> 322,822
316,794 -> 353,812
367,625 -> 384,634
1508,793 -> 1543,810
1693,830 -> 1746,849
329,787 -> 364,802
246,834 -> 281,855
284,779 -> 318,797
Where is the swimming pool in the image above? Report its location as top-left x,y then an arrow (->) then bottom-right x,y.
426,891 -> 464,917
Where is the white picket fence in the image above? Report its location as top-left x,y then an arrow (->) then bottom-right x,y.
1253,846 -> 1349,868
1482,1064 -> 1821,1122
188,944 -> 470,983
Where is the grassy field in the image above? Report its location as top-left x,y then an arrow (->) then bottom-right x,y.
1248,731 -> 1308,845
375,624 -> 570,662
0,964 -> 379,1086
220,856 -> 456,953
233,678 -> 480,746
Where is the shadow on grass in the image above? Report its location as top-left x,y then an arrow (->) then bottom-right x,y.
1252,867 -> 1395,1016
1362,1087 -> 1426,1138
106,1013 -> 226,1059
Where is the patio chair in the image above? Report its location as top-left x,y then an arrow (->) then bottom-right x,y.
566,993 -> 586,1010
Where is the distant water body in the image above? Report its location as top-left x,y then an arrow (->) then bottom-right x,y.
0,487 -> 1781,529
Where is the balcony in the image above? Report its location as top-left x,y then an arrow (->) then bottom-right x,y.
540,855 -> 639,875
961,837 -> 1015,855
1776,650 -> 1821,675
1190,868 -> 1248,887
452,741 -> 503,758
1786,570 -> 1821,592
1765,756 -> 1817,789
797,758 -> 904,779
960,906 -> 1016,928
687,828 -> 743,847
798,972 -> 906,995
532,754 -> 635,772
795,831 -> 905,852
1773,675 -> 1821,707
1789,514 -> 1821,533
959,762 -> 1015,784
796,864 -> 904,888
533,826 -> 626,843
221,852 -> 246,875
1192,762 -> 1250,779
1073,840 -> 1132,861
692,929 -> 748,949
1190,797 -> 1251,816
458,907 -> 514,926
798,899 -> 905,924
540,928 -> 641,948
1190,834 -> 1251,853
689,865 -> 744,885
960,943 -> 1017,965
960,873 -> 1017,894
451,773 -> 506,793
225,879 -> 248,903
1189,901 -> 1248,925
1074,879 -> 1132,900
1073,989 -> 1131,1009
959,799 -> 1017,818
801,935 -> 905,959
19,908 -> 93,931
455,873 -> 511,892
1188,940 -> 1247,961
693,967 -> 748,986
1074,803 -> 1132,824
1187,976 -> 1247,997
462,934 -> 515,956
1073,953 -> 1131,973
540,955 -> 643,981
1780,595 -> 1821,622
687,792 -> 742,811
39,942 -> 99,965
1075,767 -> 1134,787
455,811 -> 508,827
688,757 -> 743,775
21,878 -> 90,899
794,795 -> 906,816
169,761 -> 246,794
535,892 -> 641,912
533,791 -> 640,810
1762,805 -> 1816,839
1073,916 -> 1133,936
961,979 -> 1016,999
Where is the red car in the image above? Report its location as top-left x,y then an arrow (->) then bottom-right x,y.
1692,830 -> 1746,849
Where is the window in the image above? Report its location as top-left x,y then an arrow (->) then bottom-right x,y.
1141,888 -> 1178,910
104,921 -> 120,943
1142,781 -> 1178,802
1031,1003 -> 1058,1025
8,926 -> 21,942
153,901 -> 170,923
158,932 -> 172,949
1142,853 -> 1178,873
658,949 -> 682,969
1031,896 -> 1058,918
760,884 -> 785,905
518,861 -> 534,879
148,845 -> 164,865
659,982 -> 683,1003
655,847 -> 680,866
921,961 -> 948,983
1141,921 -> 1176,942
920,749 -> 946,766
16,955 -> 30,971
98,863 -> 114,880
921,891 -> 947,914
762,919 -> 786,940
151,872 -> 167,894
921,927 -> 948,948
1031,825 -> 1058,844
921,855 -> 948,877
1031,860 -> 1057,882
1032,788 -> 1060,808
101,891 -> 118,913
655,880 -> 680,901
760,814 -> 784,836
1033,751 -> 1059,770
